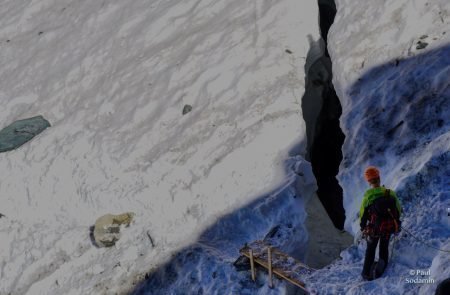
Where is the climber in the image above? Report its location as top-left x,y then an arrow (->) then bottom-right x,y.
359,166 -> 401,281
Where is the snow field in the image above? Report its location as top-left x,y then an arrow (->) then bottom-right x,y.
0,0 -> 320,294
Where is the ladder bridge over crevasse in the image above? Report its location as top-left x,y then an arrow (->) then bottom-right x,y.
239,240 -> 316,294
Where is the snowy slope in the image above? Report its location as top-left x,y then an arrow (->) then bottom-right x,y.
0,0 -> 320,294
305,0 -> 450,294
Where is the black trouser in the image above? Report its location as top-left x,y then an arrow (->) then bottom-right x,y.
362,235 -> 390,277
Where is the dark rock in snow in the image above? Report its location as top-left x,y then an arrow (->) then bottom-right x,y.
182,104 -> 192,115
264,225 -> 282,240
263,224 -> 297,249
233,255 -> 250,271
285,49 -> 293,54
0,115 -> 51,153
416,41 -> 428,50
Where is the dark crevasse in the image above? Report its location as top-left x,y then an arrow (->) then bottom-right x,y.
302,0 -> 346,229
318,0 -> 336,52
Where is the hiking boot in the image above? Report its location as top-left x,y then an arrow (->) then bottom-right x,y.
372,260 -> 386,279
361,273 -> 373,281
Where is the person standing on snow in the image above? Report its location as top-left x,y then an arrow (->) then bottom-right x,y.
359,166 -> 402,280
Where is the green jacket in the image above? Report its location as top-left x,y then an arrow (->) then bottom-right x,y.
359,186 -> 402,222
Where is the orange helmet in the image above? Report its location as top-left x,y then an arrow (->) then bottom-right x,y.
364,166 -> 380,182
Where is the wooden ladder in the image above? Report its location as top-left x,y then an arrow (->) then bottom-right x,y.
239,240 -> 315,293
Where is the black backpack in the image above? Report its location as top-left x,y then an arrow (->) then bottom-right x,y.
367,189 -> 400,238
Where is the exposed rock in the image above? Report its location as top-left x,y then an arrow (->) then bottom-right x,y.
182,104 -> 192,115
93,212 -> 135,247
264,225 -> 282,240
416,41 -> 428,50
0,115 -> 51,152
233,255 -> 250,271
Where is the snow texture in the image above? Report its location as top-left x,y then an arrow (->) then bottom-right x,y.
0,0 -> 319,294
304,0 -> 450,294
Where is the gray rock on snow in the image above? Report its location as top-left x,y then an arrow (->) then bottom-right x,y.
416,40 -> 428,50
93,212 -> 135,247
0,115 -> 51,152
182,104 -> 192,115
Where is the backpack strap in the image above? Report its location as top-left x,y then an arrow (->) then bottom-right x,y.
384,188 -> 400,233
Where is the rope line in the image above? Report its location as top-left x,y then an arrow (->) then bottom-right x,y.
400,226 -> 450,253
390,235 -> 397,262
